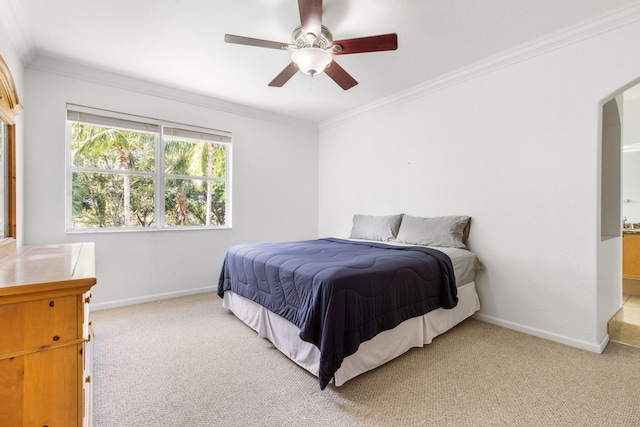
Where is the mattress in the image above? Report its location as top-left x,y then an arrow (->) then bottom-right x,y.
348,238 -> 479,287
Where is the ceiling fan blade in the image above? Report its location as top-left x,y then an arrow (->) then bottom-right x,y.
298,0 -> 322,41
268,62 -> 299,87
332,33 -> 398,55
225,34 -> 289,50
324,60 -> 358,90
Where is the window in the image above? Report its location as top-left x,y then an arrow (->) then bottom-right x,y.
0,116 -> 17,241
0,54 -> 21,248
67,105 -> 231,231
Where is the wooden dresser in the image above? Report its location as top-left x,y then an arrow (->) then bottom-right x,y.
0,242 -> 96,427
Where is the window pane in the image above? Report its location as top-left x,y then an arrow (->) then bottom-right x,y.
71,124 -> 156,172
164,178 -> 226,226
164,138 -> 227,179
209,181 -> 227,225
72,172 -> 154,228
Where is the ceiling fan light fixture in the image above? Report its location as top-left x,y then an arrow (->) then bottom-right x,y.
292,48 -> 332,76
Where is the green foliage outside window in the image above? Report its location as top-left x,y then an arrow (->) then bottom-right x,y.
70,117 -> 230,230
163,136 -> 227,226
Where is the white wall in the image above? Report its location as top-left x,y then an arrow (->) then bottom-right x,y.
318,12 -> 640,352
24,59 -> 319,309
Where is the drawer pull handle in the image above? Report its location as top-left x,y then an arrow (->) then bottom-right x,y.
53,335 -> 60,341
85,375 -> 91,383
49,301 -> 55,307
84,295 -> 92,304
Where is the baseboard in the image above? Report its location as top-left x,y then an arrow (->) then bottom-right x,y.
473,313 -> 608,354
91,286 -> 216,311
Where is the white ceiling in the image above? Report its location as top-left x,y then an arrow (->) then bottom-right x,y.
2,0 -> 637,123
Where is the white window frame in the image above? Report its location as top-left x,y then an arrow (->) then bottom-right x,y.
66,104 -> 232,232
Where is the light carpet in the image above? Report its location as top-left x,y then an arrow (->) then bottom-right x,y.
90,293 -> 640,426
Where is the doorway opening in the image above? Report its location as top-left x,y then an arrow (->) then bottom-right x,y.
608,84 -> 640,347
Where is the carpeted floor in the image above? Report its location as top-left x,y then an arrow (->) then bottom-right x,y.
90,293 -> 640,426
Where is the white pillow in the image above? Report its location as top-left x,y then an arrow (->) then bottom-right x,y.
395,215 -> 470,248
349,214 -> 403,242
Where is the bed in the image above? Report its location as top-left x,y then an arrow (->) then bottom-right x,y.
218,214 -> 480,389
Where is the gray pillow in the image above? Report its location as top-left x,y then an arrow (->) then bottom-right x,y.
395,215 -> 471,248
349,214 -> 403,242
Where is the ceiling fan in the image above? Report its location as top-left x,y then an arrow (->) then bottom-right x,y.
224,0 -> 398,90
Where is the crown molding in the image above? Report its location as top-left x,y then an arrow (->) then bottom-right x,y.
0,0 -> 36,64
319,1 -> 640,131
26,53 -> 318,132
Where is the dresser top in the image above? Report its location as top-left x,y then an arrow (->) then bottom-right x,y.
0,242 -> 96,299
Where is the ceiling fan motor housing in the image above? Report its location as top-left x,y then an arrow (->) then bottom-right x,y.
292,25 -> 337,51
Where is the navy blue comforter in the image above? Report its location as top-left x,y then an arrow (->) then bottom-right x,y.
217,238 -> 457,389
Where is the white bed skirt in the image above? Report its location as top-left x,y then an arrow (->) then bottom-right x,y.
222,282 -> 479,387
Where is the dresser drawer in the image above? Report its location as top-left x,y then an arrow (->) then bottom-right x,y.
0,344 -> 81,427
0,295 -> 79,354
